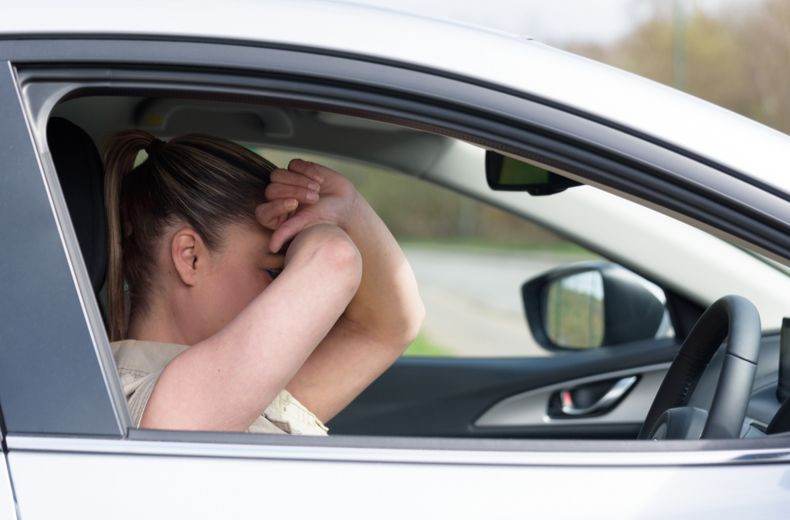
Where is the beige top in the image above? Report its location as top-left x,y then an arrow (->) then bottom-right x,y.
111,339 -> 329,436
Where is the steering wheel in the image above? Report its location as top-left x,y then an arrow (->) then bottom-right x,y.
638,295 -> 761,440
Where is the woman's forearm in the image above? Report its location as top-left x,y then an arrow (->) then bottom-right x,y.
340,195 -> 425,347
283,203 -> 425,422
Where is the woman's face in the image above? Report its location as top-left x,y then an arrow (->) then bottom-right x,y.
186,219 -> 285,343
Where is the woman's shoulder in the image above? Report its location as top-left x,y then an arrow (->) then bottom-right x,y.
110,339 -> 190,428
111,339 -> 190,376
110,339 -> 328,435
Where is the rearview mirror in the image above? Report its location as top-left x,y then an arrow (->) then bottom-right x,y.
522,262 -> 672,351
485,151 -> 581,196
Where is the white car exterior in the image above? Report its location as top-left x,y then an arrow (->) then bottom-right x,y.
1,1 -> 789,519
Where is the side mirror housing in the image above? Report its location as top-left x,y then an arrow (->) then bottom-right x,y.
523,262 -> 670,351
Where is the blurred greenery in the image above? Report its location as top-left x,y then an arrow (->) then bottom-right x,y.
259,149 -> 575,249
565,0 -> 790,134
403,331 -> 450,357
344,161 -> 566,246
400,237 -> 596,256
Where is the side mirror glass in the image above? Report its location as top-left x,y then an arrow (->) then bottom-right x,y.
544,270 -> 604,349
523,262 -> 673,351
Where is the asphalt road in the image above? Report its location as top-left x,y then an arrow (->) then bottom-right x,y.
402,246 -> 590,357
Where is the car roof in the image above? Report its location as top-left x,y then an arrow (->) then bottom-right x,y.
4,0 -> 790,195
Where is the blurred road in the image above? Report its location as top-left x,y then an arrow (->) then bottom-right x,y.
403,246 -> 588,357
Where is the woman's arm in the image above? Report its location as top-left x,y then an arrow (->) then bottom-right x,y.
261,160 -> 425,422
140,224 -> 362,431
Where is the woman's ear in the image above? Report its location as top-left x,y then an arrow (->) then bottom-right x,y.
170,227 -> 203,287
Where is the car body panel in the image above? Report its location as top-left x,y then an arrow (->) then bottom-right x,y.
3,0 -> 790,193
7,435 -> 790,519
0,60 -> 125,436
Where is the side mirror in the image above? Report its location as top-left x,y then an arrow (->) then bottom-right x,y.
522,262 -> 671,351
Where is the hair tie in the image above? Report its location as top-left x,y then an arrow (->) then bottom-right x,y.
146,138 -> 166,156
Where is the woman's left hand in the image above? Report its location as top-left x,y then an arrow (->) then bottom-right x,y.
255,159 -> 360,252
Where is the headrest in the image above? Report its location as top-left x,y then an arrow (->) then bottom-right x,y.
47,117 -> 107,294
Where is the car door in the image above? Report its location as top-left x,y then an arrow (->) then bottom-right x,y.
3,33 -> 790,519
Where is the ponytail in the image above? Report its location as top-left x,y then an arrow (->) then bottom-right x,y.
103,130 -> 158,341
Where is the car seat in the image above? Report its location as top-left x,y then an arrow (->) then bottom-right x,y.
46,117 -> 107,297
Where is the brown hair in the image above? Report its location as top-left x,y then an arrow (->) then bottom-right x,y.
103,130 -> 276,341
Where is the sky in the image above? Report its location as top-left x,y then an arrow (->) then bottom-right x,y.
334,0 -> 761,45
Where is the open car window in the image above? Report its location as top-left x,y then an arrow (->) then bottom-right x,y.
36,89 -> 785,444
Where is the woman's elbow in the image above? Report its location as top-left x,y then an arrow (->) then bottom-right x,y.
291,224 -> 362,299
383,294 -> 425,352
316,228 -> 363,297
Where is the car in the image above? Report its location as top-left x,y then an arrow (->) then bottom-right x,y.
1,0 -> 790,517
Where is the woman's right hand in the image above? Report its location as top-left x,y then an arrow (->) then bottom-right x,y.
255,159 -> 361,253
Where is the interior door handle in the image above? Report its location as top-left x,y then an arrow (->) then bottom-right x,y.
560,375 -> 638,416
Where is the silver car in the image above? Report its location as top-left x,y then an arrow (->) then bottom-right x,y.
1,1 -> 789,518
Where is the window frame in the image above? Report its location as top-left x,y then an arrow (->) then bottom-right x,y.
0,60 -> 126,437
4,37 -> 790,462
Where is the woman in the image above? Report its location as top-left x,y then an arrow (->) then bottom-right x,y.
104,130 -> 424,434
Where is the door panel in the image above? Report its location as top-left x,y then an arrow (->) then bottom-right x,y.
8,438 -> 790,520
474,364 -> 667,433
329,338 -> 678,438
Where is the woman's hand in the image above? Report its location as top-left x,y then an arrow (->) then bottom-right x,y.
255,159 -> 360,252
